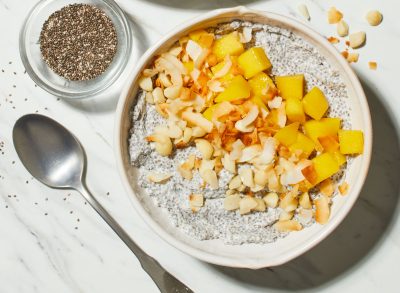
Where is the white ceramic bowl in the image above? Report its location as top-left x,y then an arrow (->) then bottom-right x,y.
114,6 -> 372,269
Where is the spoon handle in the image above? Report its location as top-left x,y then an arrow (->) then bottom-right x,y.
76,184 -> 192,293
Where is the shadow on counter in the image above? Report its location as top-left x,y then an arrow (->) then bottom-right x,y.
138,0 -> 259,10
209,79 -> 400,290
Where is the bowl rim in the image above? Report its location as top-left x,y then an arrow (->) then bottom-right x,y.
114,6 -> 372,268
19,0 -> 132,99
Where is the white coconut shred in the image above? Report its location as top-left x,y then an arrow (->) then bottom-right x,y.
129,21 -> 351,245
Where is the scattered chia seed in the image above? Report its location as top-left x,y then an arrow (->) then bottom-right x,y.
39,4 -> 118,81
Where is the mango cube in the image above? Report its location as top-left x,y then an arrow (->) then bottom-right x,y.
331,151 -> 347,166
289,133 -> 315,158
237,47 -> 272,79
251,95 -> 268,111
202,104 -> 218,121
302,87 -> 329,120
183,61 -> 194,73
198,33 -> 215,48
248,72 -> 276,102
318,135 -> 339,152
215,75 -> 250,103
286,98 -> 305,122
274,122 -> 300,147
304,118 -> 341,144
189,29 -> 208,41
275,74 -> 304,100
212,32 -> 244,61
338,130 -> 364,154
312,152 -> 340,184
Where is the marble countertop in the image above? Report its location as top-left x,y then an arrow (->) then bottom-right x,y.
1,0 -> 400,292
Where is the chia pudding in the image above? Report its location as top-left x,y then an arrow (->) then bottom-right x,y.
129,21 -> 352,245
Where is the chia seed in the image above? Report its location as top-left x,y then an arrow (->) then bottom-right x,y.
40,4 -> 117,81
129,21 -> 352,245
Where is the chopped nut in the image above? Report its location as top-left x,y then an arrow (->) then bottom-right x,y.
182,127 -> 192,143
229,175 -> 242,190
320,178 -> 334,197
239,196 -> 258,215
347,53 -> 359,63
254,169 -> 268,187
139,76 -> 153,92
369,61 -> 377,70
164,85 -> 182,99
263,192 -> 279,208
146,133 -> 173,156
158,72 -> 172,87
195,139 -> 214,159
201,169 -> 219,189
299,192 -> 312,209
298,4 -> 310,21
147,172 -> 172,183
145,92 -> 154,104
279,191 -> 299,212
191,126 -> 207,137
224,194 -> 241,211
239,168 -> 254,188
237,184 -> 246,192
337,20 -> 349,37
366,10 -> 383,26
339,182 -> 349,195
279,210 -> 294,221
349,31 -> 366,49
152,87 -> 166,104
315,195 -> 330,224
328,7 -> 343,24
221,153 -> 236,174
254,198 -> 266,212
178,154 -> 196,180
167,122 -> 183,139
189,193 -> 204,212
274,220 -> 302,232
225,189 -> 235,196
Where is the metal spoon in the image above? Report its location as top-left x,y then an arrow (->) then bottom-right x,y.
13,114 -> 192,293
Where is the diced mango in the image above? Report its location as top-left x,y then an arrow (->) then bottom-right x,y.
237,47 -> 272,79
189,29 -> 208,41
248,72 -> 276,102
198,33 -> 215,48
250,95 -> 268,111
302,87 -> 329,120
275,75 -> 304,100
318,135 -> 339,152
274,122 -> 300,147
289,133 -> 315,158
286,98 -> 305,122
215,75 -> 250,103
338,130 -> 364,154
183,61 -> 194,73
304,118 -> 341,145
212,32 -> 244,61
331,151 -> 347,166
312,153 -> 340,184
202,104 -> 218,121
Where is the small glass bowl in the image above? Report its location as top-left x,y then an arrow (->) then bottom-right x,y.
19,0 -> 132,99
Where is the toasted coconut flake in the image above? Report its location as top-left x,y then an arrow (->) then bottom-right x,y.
280,160 -> 311,186
155,57 -> 183,86
229,139 -> 245,160
147,172 -> 172,183
277,102 -> 287,128
299,192 -> 312,209
253,137 -> 277,165
263,192 -> 279,208
235,105 -> 259,133
239,196 -> 258,215
267,96 -> 282,109
214,55 -> 233,78
143,68 -> 158,77
195,139 -> 214,159
238,144 -> 262,163
139,76 -> 153,92
194,48 -> 210,69
158,72 -> 173,87
239,27 -> 253,43
315,195 -> 330,224
186,40 -> 202,61
239,168 -> 254,188
162,53 -> 187,75
224,194 -> 241,211
207,79 -> 225,92
182,109 -> 214,133
320,178 -> 334,197
222,153 -> 236,173
169,46 -> 183,56
328,7 -> 343,24
339,182 -> 349,195
274,220 -> 302,232
213,102 -> 235,119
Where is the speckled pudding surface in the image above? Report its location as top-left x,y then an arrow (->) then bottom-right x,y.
129,21 -> 351,245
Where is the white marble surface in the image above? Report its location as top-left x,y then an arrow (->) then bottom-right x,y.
1,0 -> 400,292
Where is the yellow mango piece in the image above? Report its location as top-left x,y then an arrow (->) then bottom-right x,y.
302,87 -> 329,120
312,153 -> 340,184
183,61 -> 194,73
275,75 -> 304,100
286,98 -> 305,122
212,32 -> 244,61
274,122 -> 300,147
331,151 -> 347,166
248,72 -> 276,102
318,135 -> 339,152
304,118 -> 341,145
289,133 -> 315,158
250,95 -> 268,111
215,75 -> 250,103
202,104 -> 218,121
198,33 -> 215,48
338,130 -> 364,154
237,47 -> 272,79
189,29 -> 208,41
